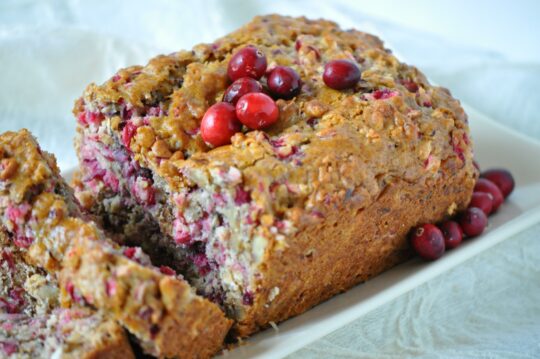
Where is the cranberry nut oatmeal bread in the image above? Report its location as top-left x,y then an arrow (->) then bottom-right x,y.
0,230 -> 133,359
0,130 -> 232,358
73,15 -> 477,336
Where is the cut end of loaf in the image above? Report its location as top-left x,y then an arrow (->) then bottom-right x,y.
0,129 -> 231,357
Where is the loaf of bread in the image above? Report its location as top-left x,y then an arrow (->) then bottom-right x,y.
0,129 -> 232,358
0,229 -> 133,359
73,14 -> 476,337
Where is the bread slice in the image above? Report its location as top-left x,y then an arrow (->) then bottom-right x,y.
72,14 -> 477,336
0,129 -> 232,358
0,229 -> 133,359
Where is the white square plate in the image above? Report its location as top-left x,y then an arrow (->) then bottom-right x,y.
218,104 -> 540,358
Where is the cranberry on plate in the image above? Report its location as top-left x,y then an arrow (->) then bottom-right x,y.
267,66 -> 302,99
223,77 -> 263,105
227,46 -> 267,81
469,191 -> 494,215
439,220 -> 463,250
410,223 -> 445,261
201,102 -> 241,147
236,93 -> 279,130
481,169 -> 515,198
459,207 -> 488,237
322,59 -> 361,90
474,178 -> 504,212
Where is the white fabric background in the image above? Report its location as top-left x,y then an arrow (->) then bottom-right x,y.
0,1 -> 539,357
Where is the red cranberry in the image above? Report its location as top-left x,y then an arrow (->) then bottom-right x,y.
409,224 -> 445,261
65,281 -> 83,303
234,187 -> 251,205
1,250 -> 15,270
401,80 -> 419,93
13,235 -> 33,249
149,324 -> 160,339
236,93 -> 279,130
227,46 -> 267,81
9,288 -> 24,310
469,191 -> 494,215
159,266 -> 176,276
439,221 -> 463,250
481,169 -> 515,198
201,102 -> 242,147
373,89 -> 398,100
121,122 -> 137,149
191,253 -> 211,276
267,66 -> 302,99
123,247 -> 136,259
459,207 -> 488,237
77,111 -> 104,127
242,291 -> 254,306
322,60 -> 361,90
474,178 -> 504,212
0,298 -> 18,314
223,77 -> 263,104
76,112 -> 87,126
1,342 -> 18,356
105,279 -> 117,297
173,219 -> 192,245
175,232 -> 191,245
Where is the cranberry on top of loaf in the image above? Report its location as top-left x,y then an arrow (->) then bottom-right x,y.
73,15 -> 477,336
75,14 -> 473,210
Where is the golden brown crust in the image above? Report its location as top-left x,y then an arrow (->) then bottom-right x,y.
65,311 -> 135,359
235,159 -> 474,335
80,327 -> 134,359
61,237 -> 231,358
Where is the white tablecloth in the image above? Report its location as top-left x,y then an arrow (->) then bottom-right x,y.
1,1 -> 539,357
